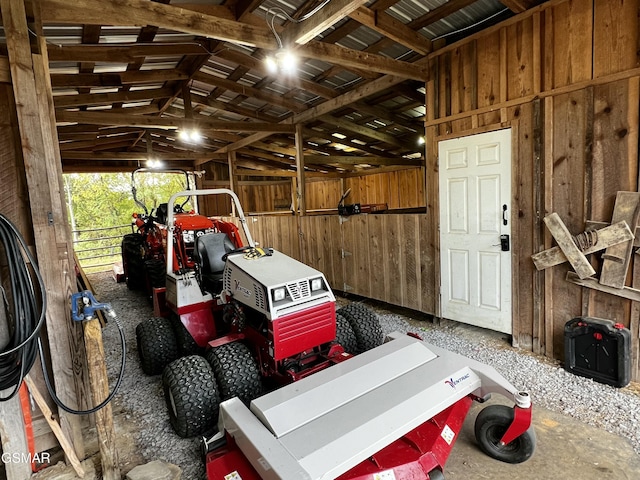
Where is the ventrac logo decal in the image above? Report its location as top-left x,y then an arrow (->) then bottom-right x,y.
445,373 -> 470,389
234,279 -> 251,298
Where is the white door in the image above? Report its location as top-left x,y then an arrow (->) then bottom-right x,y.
438,129 -> 512,334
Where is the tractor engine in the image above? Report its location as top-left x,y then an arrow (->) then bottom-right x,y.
222,249 -> 336,376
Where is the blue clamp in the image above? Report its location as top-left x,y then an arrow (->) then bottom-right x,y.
71,290 -> 115,322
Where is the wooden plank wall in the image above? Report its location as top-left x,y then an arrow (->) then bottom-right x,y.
211,0 -> 640,380
423,0 -> 640,378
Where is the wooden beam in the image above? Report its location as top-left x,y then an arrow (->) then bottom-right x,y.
531,221 -> 634,270
318,114 -> 405,148
304,155 -> 421,166
41,0 -> 422,79
41,0 -> 277,49
283,0 -> 369,45
0,55 -> 11,83
50,70 -> 189,88
212,48 -> 337,99
193,71 -> 306,113
210,65 -> 425,157
349,7 -> 432,55
500,0 -> 543,14
566,271 -> 640,302
54,87 -> 174,108
55,110 -> 295,133
47,43 -> 210,62
303,41 -> 428,81
599,192 -> 640,289
24,376 -> 85,478
295,124 -> 306,215
408,0 -> 477,30
543,213 -> 596,279
236,168 -> 296,177
2,0 -> 84,462
60,151 -> 227,161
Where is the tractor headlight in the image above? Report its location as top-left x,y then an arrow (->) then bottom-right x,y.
272,287 -> 286,302
310,277 -> 323,291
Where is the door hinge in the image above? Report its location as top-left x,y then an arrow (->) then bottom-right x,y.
343,283 -> 353,292
341,249 -> 352,259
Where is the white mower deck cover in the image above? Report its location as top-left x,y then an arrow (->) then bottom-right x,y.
218,332 -> 523,480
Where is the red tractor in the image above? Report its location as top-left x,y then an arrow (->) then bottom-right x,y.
121,169 -> 243,296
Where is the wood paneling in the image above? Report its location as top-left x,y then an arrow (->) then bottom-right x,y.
593,0 -> 639,78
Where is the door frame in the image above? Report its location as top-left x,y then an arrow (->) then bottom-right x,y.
435,126 -> 516,337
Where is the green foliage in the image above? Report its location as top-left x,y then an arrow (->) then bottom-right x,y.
64,171 -> 194,272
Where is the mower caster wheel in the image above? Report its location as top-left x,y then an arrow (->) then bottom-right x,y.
136,317 -> 179,375
207,342 -> 262,404
162,355 -> 220,438
474,405 -> 536,464
338,303 -> 383,353
427,468 -> 445,480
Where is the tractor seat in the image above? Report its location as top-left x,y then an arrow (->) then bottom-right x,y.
195,232 -> 235,294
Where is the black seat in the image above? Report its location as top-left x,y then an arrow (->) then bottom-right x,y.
155,203 -> 168,224
194,233 -> 235,293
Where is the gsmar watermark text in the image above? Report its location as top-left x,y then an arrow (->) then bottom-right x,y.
1,452 -> 50,464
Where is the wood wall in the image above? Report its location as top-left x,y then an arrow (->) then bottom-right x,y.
202,163 -> 425,213
215,0 -> 640,381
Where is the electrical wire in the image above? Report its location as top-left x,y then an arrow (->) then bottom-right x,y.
0,214 -> 46,402
0,213 -> 126,414
266,0 -> 332,48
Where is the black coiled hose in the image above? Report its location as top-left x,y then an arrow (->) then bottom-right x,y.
0,213 -> 47,401
0,213 -> 126,414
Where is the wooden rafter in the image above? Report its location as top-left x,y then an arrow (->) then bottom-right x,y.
55,110 -> 296,133
41,0 -> 426,80
282,0 -> 369,46
348,7 -> 432,55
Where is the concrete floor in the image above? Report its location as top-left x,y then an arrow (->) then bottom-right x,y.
444,398 -> 640,480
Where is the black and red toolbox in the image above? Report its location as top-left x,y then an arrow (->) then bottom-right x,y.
564,316 -> 631,388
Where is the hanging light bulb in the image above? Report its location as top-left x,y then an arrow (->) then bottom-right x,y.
278,50 -> 297,75
179,130 -> 190,141
265,55 -> 278,74
189,130 -> 202,142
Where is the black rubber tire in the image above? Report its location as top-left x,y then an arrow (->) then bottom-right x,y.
136,317 -> 179,375
427,468 -> 445,480
171,315 -> 201,356
122,233 -> 145,291
162,355 -> 220,438
335,312 -> 358,354
145,258 -> 166,288
474,405 -> 536,464
338,303 -> 383,353
206,342 -> 263,405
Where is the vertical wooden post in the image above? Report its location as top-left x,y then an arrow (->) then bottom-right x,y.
295,124 -> 306,216
182,83 -> 193,119
228,151 -> 237,216
294,125 -> 306,262
1,0 -> 83,461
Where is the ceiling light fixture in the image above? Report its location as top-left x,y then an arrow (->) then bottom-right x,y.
265,1 -> 330,75
179,128 -> 202,143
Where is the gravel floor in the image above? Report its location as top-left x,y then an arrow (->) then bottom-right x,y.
90,271 -> 640,479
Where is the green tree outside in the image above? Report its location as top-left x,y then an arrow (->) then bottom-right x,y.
64,171 -> 194,272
